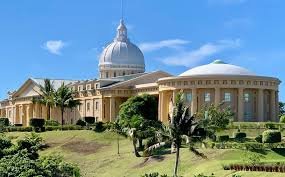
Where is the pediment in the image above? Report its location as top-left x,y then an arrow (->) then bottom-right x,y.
13,79 -> 41,98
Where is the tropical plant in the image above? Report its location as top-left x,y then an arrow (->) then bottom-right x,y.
55,84 -> 80,127
145,92 -> 206,177
197,103 -> 234,139
33,79 -> 55,120
279,102 -> 285,117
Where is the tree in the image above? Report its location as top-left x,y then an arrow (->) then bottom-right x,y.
33,79 -> 55,120
279,102 -> 285,117
145,92 -> 206,177
197,103 -> 233,139
55,84 -> 80,127
119,94 -> 160,150
119,94 -> 158,121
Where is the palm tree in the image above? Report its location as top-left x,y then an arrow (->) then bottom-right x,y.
33,79 -> 55,120
55,84 -> 80,127
145,92 -> 206,177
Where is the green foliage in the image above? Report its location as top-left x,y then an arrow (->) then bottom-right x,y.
40,154 -> 80,177
262,130 -> 282,143
30,118 -> 45,132
280,115 -> 285,123
45,120 -> 60,126
216,135 -> 229,142
119,94 -> 158,121
279,102 -> 285,116
242,151 -> 265,165
255,135 -> 263,143
84,116 -> 95,124
55,84 -> 81,126
94,122 -> 106,132
0,118 -> 9,126
17,133 -> 43,159
265,122 -> 277,129
76,119 -> 86,127
6,126 -> 33,132
234,132 -> 246,142
198,103 -> 233,134
140,173 -> 179,177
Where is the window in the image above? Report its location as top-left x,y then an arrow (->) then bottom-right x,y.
86,84 -> 91,90
113,72 -> 116,77
95,101 -> 99,110
244,93 -> 250,102
122,71 -> 125,76
106,72 -> 109,78
87,103 -> 90,111
78,86 -> 83,91
185,93 -> 192,103
224,93 -> 231,102
204,93 -> 211,102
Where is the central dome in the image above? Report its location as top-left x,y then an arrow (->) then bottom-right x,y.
180,60 -> 256,76
99,20 -> 145,78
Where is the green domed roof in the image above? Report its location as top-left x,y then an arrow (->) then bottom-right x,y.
212,59 -> 227,64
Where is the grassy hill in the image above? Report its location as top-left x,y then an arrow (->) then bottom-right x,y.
6,130 -> 285,177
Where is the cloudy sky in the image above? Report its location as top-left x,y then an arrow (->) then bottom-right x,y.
0,0 -> 285,101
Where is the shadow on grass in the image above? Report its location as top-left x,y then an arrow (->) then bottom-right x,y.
248,148 -> 268,155
272,148 -> 285,157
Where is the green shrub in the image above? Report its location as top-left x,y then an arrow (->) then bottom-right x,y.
94,122 -> 105,132
84,117 -> 95,124
0,134 -> 12,150
6,126 -> 33,132
76,119 -> 86,127
30,118 -> 45,132
234,132 -> 246,141
45,120 -> 60,126
262,130 -> 282,143
280,115 -> 285,123
45,126 -> 61,131
0,118 -> 9,126
61,125 -> 84,131
255,135 -> 263,143
265,122 -> 277,129
14,123 -> 23,127
194,174 -> 215,177
217,135 -> 229,142
140,173 -> 175,177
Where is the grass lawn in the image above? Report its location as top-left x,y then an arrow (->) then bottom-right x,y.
6,130 -> 285,177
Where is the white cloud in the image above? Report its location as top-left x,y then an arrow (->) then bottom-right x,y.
160,39 -> 241,67
43,40 -> 66,55
139,39 -> 190,53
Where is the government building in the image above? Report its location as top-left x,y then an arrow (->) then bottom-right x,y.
0,19 -> 281,126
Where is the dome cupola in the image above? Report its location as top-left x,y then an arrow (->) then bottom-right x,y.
99,19 -> 145,79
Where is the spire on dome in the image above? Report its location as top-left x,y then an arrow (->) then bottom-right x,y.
115,19 -> 128,42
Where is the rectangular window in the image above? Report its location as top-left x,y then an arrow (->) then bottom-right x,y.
224,93 -> 231,102
87,103 -> 90,111
204,93 -> 211,102
244,93 -> 250,102
95,101 -> 99,110
185,93 -> 192,103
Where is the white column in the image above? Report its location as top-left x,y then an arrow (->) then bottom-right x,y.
160,91 -> 167,122
214,88 -> 221,106
258,89 -> 264,122
158,92 -> 162,121
270,90 -> 277,122
191,88 -> 197,115
238,88 -> 244,122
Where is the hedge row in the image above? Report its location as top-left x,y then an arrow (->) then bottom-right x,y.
224,164 -> 285,173
2,125 -> 85,132
204,141 -> 285,150
228,122 -> 285,130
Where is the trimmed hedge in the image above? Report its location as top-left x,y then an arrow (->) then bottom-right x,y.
45,120 -> 60,126
76,119 -> 86,127
255,135 -> 263,143
205,141 -> 285,150
262,130 -> 282,143
280,115 -> 285,123
216,135 -> 229,142
84,117 -> 95,124
94,122 -> 105,132
234,132 -> 246,141
30,118 -> 45,132
0,118 -> 9,126
228,122 -> 285,129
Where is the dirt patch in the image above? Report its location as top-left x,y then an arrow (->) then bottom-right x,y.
133,156 -> 165,168
61,140 -> 107,155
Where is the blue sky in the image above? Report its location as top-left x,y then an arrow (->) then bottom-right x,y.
0,0 -> 285,101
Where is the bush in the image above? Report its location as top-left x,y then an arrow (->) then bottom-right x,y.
6,126 -> 33,132
0,134 -> 12,150
45,126 -> 61,131
61,125 -> 84,131
0,118 -> 9,126
262,130 -> 282,143
234,132 -> 246,141
255,135 -> 263,143
30,118 -> 45,132
84,117 -> 95,124
280,115 -> 285,123
76,119 -> 86,127
265,122 -> 277,129
140,173 -> 174,177
217,135 -> 229,142
94,122 -> 105,132
14,123 -> 23,127
45,120 -> 60,126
